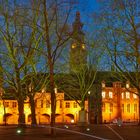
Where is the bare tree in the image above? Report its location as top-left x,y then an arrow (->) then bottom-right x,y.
0,1 -> 41,126
26,0 -> 78,134
94,0 -> 140,123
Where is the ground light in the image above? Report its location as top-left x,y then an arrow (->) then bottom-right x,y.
64,125 -> 69,129
71,119 -> 74,123
16,129 -> 22,134
86,128 -> 90,131
16,127 -> 25,135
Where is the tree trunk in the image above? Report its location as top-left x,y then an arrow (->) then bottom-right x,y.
29,96 -> 37,126
15,68 -> 25,127
138,97 -> 140,125
43,0 -> 56,135
49,63 -> 56,135
18,96 -> 25,127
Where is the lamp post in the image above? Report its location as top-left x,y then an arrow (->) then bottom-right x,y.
88,91 -> 91,124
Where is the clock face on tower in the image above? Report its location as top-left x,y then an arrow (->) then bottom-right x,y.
71,44 -> 76,49
70,42 -> 87,72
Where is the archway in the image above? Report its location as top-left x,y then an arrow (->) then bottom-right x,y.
65,114 -> 74,123
40,114 -> 50,124
3,113 -> 18,124
55,114 -> 62,123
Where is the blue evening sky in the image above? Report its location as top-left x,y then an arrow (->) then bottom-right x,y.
73,0 -> 100,32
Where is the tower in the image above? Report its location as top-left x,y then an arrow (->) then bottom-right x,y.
70,11 -> 87,72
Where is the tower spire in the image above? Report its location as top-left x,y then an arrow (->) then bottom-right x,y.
72,11 -> 84,43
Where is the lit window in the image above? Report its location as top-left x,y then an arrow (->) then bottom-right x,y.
133,94 -> 137,99
102,91 -> 106,98
134,104 -> 137,112
122,92 -> 124,99
126,83 -> 130,88
73,102 -> 77,108
126,92 -> 130,99
65,102 -> 70,108
12,102 -> 17,108
109,91 -> 113,98
127,104 -> 130,113
5,102 -> 9,107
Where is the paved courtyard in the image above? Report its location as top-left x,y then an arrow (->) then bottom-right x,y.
0,124 -> 140,140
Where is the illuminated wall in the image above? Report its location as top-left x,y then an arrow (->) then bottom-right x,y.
0,92 -> 88,125
0,81 -> 139,125
101,82 -> 139,123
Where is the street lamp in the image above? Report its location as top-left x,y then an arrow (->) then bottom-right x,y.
88,91 -> 91,124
